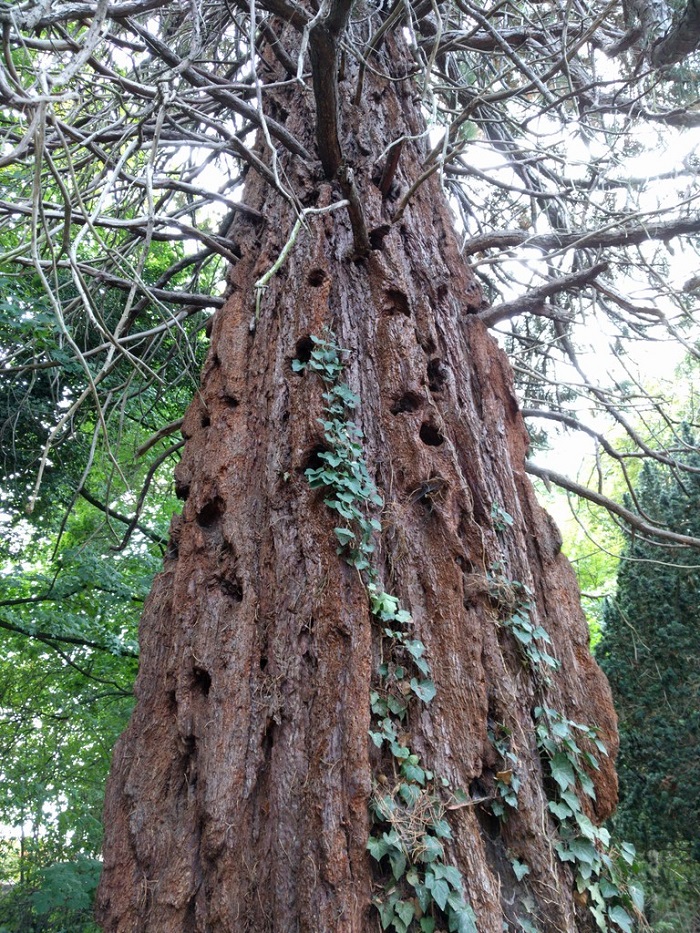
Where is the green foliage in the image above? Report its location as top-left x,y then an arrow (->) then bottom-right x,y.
487,727 -> 521,821
597,441 -> 700,859
0,255 -> 189,928
0,852 -> 100,932
488,571 -> 560,676
534,707 -> 642,932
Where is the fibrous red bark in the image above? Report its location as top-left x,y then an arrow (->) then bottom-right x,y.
97,25 -> 617,933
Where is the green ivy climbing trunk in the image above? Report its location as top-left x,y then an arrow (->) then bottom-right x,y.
97,27 -> 619,933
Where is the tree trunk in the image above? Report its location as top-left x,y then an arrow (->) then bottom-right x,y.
96,25 -> 618,933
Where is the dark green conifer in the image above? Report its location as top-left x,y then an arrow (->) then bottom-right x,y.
598,433 -> 700,858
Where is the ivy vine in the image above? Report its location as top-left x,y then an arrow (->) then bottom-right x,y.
491,504 -> 644,932
295,335 -> 643,933
294,331 -> 476,933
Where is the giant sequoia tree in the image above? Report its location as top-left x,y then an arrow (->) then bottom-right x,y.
2,0 -> 700,931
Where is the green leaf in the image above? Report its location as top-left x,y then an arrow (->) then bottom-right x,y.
402,762 -> 426,785
550,752 -> 576,790
511,858 -> 530,881
334,529 -> 357,549
390,849 -> 407,881
399,782 -> 421,806
607,905 -> 633,933
420,919 -> 437,933
628,882 -> 644,913
435,864 -> 463,889
367,835 -> 391,861
619,841 -> 636,865
431,818 -> 453,839
426,876 -> 450,911
573,809 -> 597,840
448,902 -> 478,933
394,899 -> 415,927
418,835 -> 445,863
410,678 -> 437,703
566,838 -> 598,865
548,800 -> 573,820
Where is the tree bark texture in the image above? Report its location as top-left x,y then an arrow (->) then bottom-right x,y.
97,26 -> 617,933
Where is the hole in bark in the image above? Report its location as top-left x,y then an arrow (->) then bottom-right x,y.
220,576 -> 243,602
201,413 -> 211,428
174,477 -> 190,501
437,282 -> 448,302
369,225 -> 391,250
222,392 -> 239,408
167,690 -> 177,713
307,268 -> 328,287
302,443 -> 329,472
197,496 -> 225,528
409,474 -> 447,511
293,336 -> 314,368
260,654 -> 268,672
384,288 -> 410,317
427,358 -> 448,392
390,391 -> 423,415
419,422 -> 445,447
193,666 -> 211,696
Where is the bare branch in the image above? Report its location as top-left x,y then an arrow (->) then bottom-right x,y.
525,461 -> 700,549
480,262 -> 609,326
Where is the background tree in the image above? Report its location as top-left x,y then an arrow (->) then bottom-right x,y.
0,0 -> 700,931
597,439 -> 700,928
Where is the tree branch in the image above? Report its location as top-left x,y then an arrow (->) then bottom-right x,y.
463,216 -> 700,256
479,262 -> 608,326
79,488 -> 167,546
525,461 -> 700,549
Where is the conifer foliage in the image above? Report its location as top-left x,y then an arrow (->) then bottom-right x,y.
598,437 -> 700,857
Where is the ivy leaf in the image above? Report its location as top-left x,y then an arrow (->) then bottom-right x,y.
425,875 -> 450,911
578,770 -> 596,799
566,838 -> 598,865
573,810 -> 597,840
628,882 -> 644,913
418,835 -> 444,863
431,818 -> 453,839
548,800 -> 572,820
511,859 -> 530,881
404,639 -> 426,659
402,762 -> 426,785
367,836 -> 391,861
619,841 -> 636,865
550,752 -> 576,790
433,864 -> 463,888
391,742 -> 411,760
607,905 -> 633,933
420,919 -> 436,933
334,527 -> 356,546
399,782 -> 421,806
448,902 -> 478,933
390,849 -> 407,881
410,678 -> 437,703
394,900 -> 415,927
